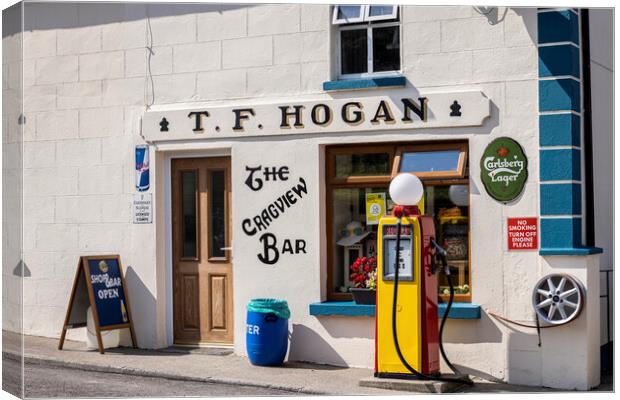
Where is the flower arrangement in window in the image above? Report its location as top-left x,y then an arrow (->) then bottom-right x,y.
349,256 -> 377,289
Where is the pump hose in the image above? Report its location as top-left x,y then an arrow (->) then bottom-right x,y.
391,219 -> 473,385
439,268 -> 462,375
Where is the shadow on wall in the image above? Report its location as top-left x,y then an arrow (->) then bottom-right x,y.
288,323 -> 348,367
441,312 -> 503,344
124,266 -> 156,349
13,260 -> 31,277
473,6 -> 509,25
505,326 -> 543,386
439,311 -> 506,382
317,316 -> 374,340
4,1 -> 252,37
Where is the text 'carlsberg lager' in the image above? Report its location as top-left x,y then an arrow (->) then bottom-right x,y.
135,145 -> 149,191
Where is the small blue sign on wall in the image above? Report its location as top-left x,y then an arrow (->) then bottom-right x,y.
135,145 -> 149,192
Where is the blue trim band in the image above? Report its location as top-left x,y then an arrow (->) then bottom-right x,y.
309,301 -> 375,317
540,247 -> 604,255
539,114 -> 581,147
539,78 -> 581,112
539,44 -> 580,78
540,148 -> 581,181
323,76 -> 406,91
540,183 -> 581,215
438,303 -> 481,319
309,301 -> 481,319
540,217 -> 582,248
538,10 -> 580,45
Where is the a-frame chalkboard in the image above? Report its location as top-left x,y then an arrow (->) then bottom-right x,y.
59,255 -> 137,354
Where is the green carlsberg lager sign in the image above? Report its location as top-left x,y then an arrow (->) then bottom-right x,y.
480,137 -> 528,202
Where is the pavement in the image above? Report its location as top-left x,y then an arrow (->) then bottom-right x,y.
2,330 -> 614,396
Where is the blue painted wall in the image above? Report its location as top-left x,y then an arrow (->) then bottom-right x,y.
537,9 -> 585,252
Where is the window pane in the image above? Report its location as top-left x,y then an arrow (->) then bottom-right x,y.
423,185 -> 470,297
331,187 -> 391,292
337,5 -> 363,21
368,5 -> 396,18
341,28 -> 368,74
400,150 -> 461,173
181,171 -> 197,258
373,25 -> 400,72
335,152 -> 390,177
209,170 -> 226,258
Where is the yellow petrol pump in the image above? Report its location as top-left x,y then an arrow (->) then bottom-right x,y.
375,174 -> 472,385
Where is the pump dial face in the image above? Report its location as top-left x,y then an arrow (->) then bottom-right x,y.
382,236 -> 413,281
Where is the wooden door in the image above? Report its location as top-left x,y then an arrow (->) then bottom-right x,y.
172,157 -> 233,344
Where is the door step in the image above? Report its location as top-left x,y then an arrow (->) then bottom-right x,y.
160,344 -> 234,356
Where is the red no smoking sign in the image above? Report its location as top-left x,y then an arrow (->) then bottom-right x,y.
507,217 -> 538,250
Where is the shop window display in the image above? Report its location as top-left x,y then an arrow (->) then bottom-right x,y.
326,143 -> 470,302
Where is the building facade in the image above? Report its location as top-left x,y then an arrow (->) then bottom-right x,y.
2,2 -> 614,391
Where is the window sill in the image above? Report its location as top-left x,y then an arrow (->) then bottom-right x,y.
309,301 -> 481,319
322,76 -> 406,92
539,247 -> 604,255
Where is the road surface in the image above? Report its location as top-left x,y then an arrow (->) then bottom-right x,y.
3,357 -> 304,398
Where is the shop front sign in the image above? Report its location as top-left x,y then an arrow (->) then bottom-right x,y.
480,137 -> 528,203
143,90 -> 490,142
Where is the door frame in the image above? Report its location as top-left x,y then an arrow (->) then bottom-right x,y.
163,149 -> 232,347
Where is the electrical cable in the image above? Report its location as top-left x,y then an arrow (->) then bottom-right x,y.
390,218 -> 473,386
487,310 -> 574,329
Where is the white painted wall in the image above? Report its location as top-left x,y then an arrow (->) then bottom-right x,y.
5,3 -> 607,390
2,2 -> 24,336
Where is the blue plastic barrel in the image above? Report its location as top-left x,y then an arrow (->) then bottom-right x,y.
246,299 -> 290,366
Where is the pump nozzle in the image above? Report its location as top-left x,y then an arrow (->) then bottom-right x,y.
431,239 -> 449,275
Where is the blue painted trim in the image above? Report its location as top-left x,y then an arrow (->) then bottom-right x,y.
438,303 -> 481,319
540,148 -> 581,181
539,79 -> 581,112
539,114 -> 581,147
308,301 -> 481,319
323,76 -> 406,91
540,183 -> 581,215
539,44 -> 580,78
538,10 -> 580,45
540,247 -> 604,255
540,217 -> 582,248
309,301 -> 375,317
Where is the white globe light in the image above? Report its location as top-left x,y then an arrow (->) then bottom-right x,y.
389,174 -> 424,206
448,185 -> 469,207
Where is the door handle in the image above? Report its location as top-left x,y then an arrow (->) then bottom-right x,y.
220,247 -> 232,251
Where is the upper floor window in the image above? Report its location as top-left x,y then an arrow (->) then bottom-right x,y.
332,5 -> 400,78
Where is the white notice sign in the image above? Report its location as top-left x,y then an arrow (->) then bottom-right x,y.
132,193 -> 152,224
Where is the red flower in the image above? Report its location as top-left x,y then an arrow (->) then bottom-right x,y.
349,254 -> 377,289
